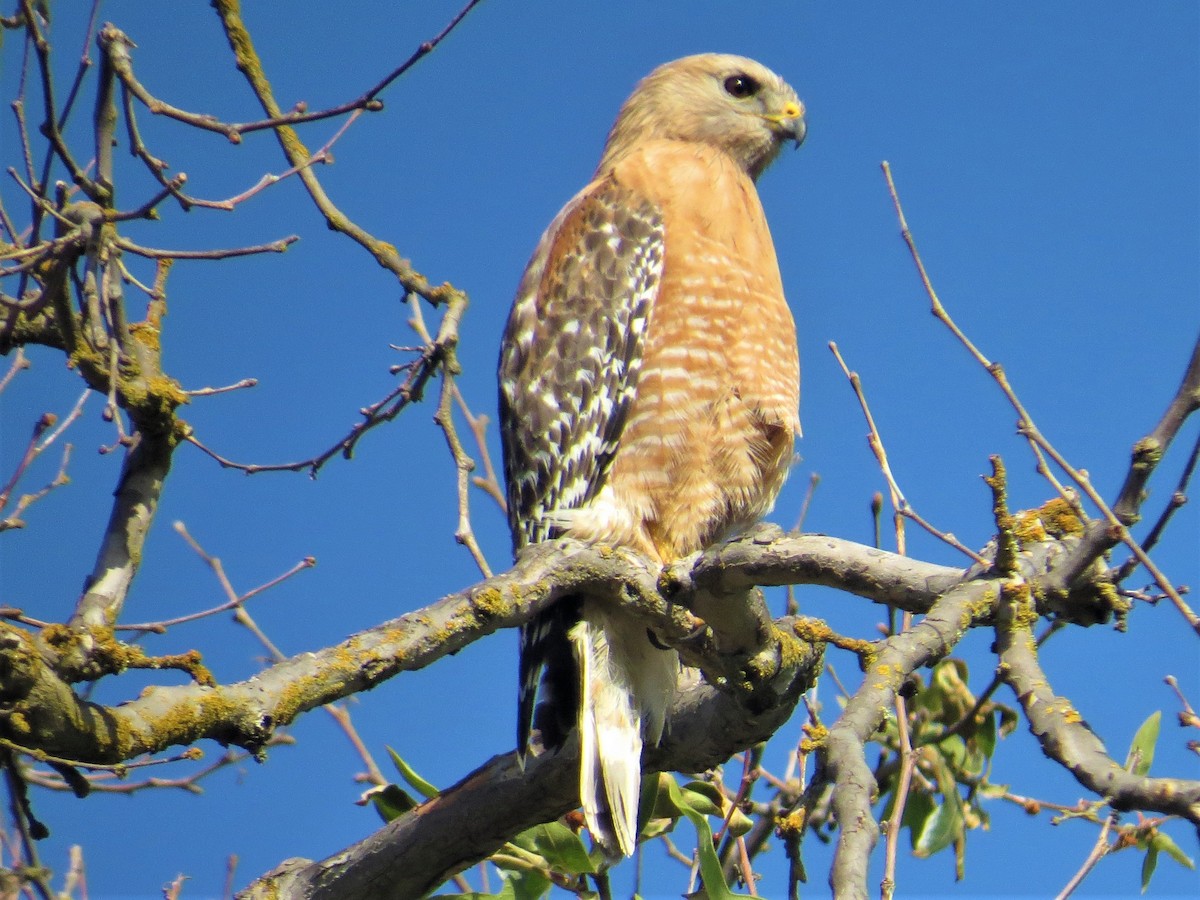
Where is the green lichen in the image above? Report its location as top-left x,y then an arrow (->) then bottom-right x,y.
1130,436 -> 1163,471
776,810 -> 807,836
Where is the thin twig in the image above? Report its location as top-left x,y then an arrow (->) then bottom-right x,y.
1117,429 -> 1199,581
115,235 -> 298,260
119,555 -> 315,633
881,161 -> 1199,634
1054,812 -> 1116,899
411,294 -> 493,577
452,383 -> 507,512
1164,675 -> 1200,731
174,524 -> 385,790
829,341 -> 986,565
183,378 -> 258,398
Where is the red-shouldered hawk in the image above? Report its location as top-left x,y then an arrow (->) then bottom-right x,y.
499,54 -> 804,857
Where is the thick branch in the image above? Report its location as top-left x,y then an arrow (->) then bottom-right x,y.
1,534 -> 942,765
817,579 -> 989,900
238,673 -> 806,900
67,432 -> 173,637
674,526 -> 963,614
996,585 -> 1200,825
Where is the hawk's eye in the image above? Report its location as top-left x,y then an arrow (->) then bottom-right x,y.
723,74 -> 760,99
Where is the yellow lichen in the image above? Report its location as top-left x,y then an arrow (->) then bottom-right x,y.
799,722 -> 828,755
1012,509 -> 1049,544
776,810 -> 807,836
129,321 -> 161,354
472,586 -> 508,619
1037,498 -> 1085,538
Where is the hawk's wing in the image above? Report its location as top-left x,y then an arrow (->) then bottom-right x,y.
498,177 -> 665,754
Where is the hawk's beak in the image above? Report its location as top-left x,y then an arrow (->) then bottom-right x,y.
765,100 -> 806,148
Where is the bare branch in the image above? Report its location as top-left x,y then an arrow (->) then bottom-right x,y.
2,532 -> 954,768
817,581 -> 994,900
115,235 -> 298,260
995,583 -> 1200,823
238,671 -> 805,900
881,162 -> 1199,634
185,294 -> 464,476
211,0 -> 472,309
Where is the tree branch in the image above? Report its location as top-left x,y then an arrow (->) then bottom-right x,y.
995,583 -> 1200,825
3,534 -> 849,765
238,672 -> 809,900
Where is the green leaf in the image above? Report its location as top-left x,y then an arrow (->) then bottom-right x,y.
366,783 -> 417,823
506,868 -> 553,900
638,774 -> 678,842
1150,831 -> 1196,870
657,775 -> 749,899
485,853 -> 552,900
523,821 -> 596,875
901,789 -> 936,851
911,672 -> 941,716
975,708 -> 997,760
1124,712 -> 1161,776
914,797 -> 962,858
386,746 -> 440,799
914,756 -> 964,858
1140,843 -> 1159,893
937,734 -> 968,771
431,870 -> 549,900
680,780 -> 726,817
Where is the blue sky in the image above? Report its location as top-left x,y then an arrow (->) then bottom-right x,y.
1,2 -> 1197,897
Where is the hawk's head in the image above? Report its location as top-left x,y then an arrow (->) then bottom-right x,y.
601,54 -> 805,181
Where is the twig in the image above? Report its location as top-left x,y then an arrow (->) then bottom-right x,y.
1164,675 -> 1200,731
1054,812 -> 1117,899
183,378 -> 258,398
185,348 -> 438,476
0,391 -> 86,528
222,855 -> 239,900
411,293 -> 493,577
2,748 -> 53,900
175,524 -> 385,790
1117,429 -> 1199,582
212,0 -> 473,308
63,843 -> 88,900
119,552 -> 315,633
0,442 -> 73,532
829,341 -> 987,565
452,383 -> 507,512
881,161 -> 1199,634
115,235 -> 298,260
880,685 -> 915,900
2,736 -> 203,777
0,347 -> 30,394
19,0 -> 100,202
791,471 -> 819,533
101,0 -> 482,145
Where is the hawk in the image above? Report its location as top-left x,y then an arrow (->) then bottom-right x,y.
498,53 -> 804,857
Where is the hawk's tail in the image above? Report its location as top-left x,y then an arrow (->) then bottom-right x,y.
571,604 -> 678,858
